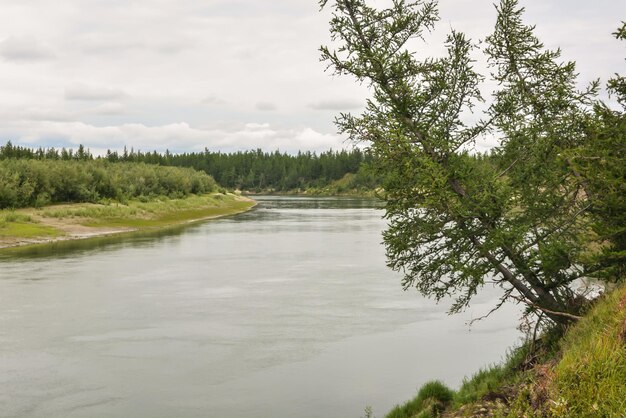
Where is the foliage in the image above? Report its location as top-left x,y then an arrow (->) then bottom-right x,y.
0,159 -> 217,209
298,170 -> 380,196
385,380 -> 454,418
320,0 -> 623,324
606,22 -> 626,107
157,148 -> 377,192
0,141 -> 380,193
563,23 -> 626,282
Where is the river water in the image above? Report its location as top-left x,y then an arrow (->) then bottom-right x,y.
0,196 -> 521,418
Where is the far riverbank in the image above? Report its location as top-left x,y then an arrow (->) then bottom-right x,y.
0,193 -> 255,251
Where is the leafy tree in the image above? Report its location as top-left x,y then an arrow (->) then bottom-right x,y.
564,23 -> 626,281
320,0 -> 616,325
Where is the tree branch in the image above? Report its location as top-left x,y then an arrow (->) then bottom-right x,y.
510,294 -> 581,321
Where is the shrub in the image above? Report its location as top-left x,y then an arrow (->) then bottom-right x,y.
385,380 -> 455,418
0,159 -> 218,209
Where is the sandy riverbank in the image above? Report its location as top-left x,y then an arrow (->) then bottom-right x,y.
0,194 -> 256,250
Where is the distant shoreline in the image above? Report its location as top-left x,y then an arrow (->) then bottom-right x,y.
241,188 -> 381,198
0,193 -> 256,251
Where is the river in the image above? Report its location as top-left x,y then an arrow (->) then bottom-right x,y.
0,196 -> 521,418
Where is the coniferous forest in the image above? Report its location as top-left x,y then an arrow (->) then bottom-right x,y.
0,141 -> 380,194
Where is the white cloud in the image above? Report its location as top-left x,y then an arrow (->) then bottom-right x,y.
0,36 -> 54,61
0,0 -> 622,153
71,33 -> 193,56
255,101 -> 277,111
201,95 -> 226,105
308,99 -> 363,111
6,107 -> 76,122
65,84 -> 128,101
0,121 -> 346,154
87,102 -> 126,115
245,123 -> 271,129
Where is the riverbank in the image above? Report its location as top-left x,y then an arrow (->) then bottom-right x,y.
239,172 -> 382,198
0,193 -> 255,250
383,282 -> 626,418
243,188 -> 380,198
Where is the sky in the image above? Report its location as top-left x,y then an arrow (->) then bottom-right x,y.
0,0 -> 624,155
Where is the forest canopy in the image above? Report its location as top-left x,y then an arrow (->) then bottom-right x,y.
0,158 -> 217,209
0,142 -> 379,193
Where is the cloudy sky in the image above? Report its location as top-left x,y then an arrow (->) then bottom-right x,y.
0,0 -> 623,155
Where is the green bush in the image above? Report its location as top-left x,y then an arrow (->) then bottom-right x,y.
415,381 -> 454,405
0,159 -> 217,209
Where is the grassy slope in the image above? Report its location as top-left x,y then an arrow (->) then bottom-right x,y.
545,284 -> 626,416
383,283 -> 626,418
0,193 -> 254,248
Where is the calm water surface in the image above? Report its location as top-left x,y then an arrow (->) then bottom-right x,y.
0,196 -> 521,418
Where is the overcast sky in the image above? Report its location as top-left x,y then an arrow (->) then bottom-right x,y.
0,0 -> 623,155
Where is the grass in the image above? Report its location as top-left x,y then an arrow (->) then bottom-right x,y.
385,381 -> 455,418
383,283 -> 626,417
0,193 -> 254,246
548,285 -> 626,416
40,193 -> 253,228
452,335 -> 556,409
454,365 -> 511,407
0,211 -> 61,238
0,221 -> 61,238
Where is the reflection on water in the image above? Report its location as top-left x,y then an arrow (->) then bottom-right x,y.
0,227 -> 188,260
0,196 -> 383,260
0,196 -> 520,418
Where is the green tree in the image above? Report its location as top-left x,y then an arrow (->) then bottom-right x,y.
320,0 -> 613,325
564,23 -> 626,281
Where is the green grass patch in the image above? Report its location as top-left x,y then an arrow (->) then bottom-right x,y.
453,343 -> 536,408
0,210 -> 61,238
549,285 -> 626,416
382,284 -> 626,418
454,364 -> 510,407
42,205 -> 141,219
0,193 -> 253,247
446,284 -> 625,417
386,380 -> 455,418
40,193 -> 254,230
0,222 -> 60,238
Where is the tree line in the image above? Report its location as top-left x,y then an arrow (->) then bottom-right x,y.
0,142 -> 380,191
0,158 -> 217,209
